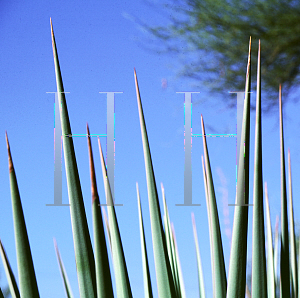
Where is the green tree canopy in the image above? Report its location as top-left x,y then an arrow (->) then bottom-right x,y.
144,0 -> 300,109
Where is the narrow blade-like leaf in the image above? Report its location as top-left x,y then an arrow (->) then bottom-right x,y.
201,156 -> 214,286
279,84 -> 290,298
134,68 -> 176,297
171,224 -> 186,298
274,216 -> 280,287
87,125 -> 114,298
0,239 -> 20,298
201,115 -> 227,298
251,39 -> 267,298
191,213 -> 206,298
288,149 -> 297,298
54,239 -> 74,298
5,133 -> 40,298
98,139 -> 132,298
136,183 -> 153,298
264,183 -> 276,298
161,184 -> 178,297
227,37 -> 251,298
102,206 -> 112,255
50,19 -> 97,297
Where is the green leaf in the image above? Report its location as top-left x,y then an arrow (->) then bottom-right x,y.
54,239 -> 74,298
251,39 -> 267,298
0,239 -> 20,298
227,37 -> 251,298
162,184 -> 187,298
191,213 -> 206,298
98,138 -> 132,298
201,156 -> 214,284
171,225 -> 186,298
134,68 -> 176,298
264,183 -> 275,298
161,184 -> 186,298
288,149 -> 297,298
274,216 -> 280,290
136,183 -> 153,298
50,19 -> 97,298
87,125 -> 114,298
279,84 -> 290,298
201,116 -> 227,298
161,184 -> 179,297
102,206 -> 112,255
5,133 -> 40,298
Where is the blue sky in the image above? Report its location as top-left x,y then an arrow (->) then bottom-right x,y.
1,1 -> 300,297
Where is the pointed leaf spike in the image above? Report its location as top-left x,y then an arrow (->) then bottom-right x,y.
161,184 -> 179,296
87,124 -> 99,204
201,155 -> 214,283
264,183 -> 276,298
101,207 -> 112,255
171,224 -> 186,298
50,21 -> 97,298
279,84 -> 290,298
0,239 -> 20,298
288,149 -> 297,298
54,239 -> 74,298
201,115 -> 227,298
97,138 -> 112,205
137,183 -> 154,298
191,213 -> 206,298
97,138 -> 132,298
251,39 -> 267,298
5,132 -> 13,173
134,69 -> 176,297
87,125 -> 114,298
274,216 -> 280,288
227,36 -> 251,298
5,133 -> 40,298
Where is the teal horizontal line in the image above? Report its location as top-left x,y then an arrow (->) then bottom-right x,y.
192,134 -> 237,137
64,134 -> 107,137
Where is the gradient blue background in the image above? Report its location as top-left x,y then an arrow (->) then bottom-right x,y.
0,1 -> 299,297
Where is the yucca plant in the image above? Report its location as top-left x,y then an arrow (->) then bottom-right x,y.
0,20 -> 299,298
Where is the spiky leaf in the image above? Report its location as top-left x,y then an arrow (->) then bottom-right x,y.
98,139 -> 132,298
50,19 -> 97,298
136,183 -> 153,298
0,239 -> 20,298
288,149 -> 297,298
201,116 -> 227,298
279,84 -> 290,298
134,68 -> 176,298
191,213 -> 206,298
5,133 -> 40,298
227,37 -> 251,298
251,39 -> 267,298
54,239 -> 74,298
87,125 -> 114,298
264,183 -> 276,298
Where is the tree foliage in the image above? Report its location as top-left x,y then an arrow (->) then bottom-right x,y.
144,0 -> 300,109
